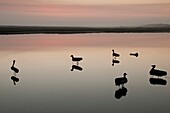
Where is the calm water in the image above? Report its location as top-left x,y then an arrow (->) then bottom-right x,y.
0,33 -> 170,113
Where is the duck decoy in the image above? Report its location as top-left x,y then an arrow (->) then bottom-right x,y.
115,73 -> 128,86
11,76 -> 19,85
71,65 -> 83,71
149,78 -> 167,85
11,60 -> 19,73
112,49 -> 120,59
70,55 -> 83,65
149,65 -> 167,77
112,59 -> 120,66
130,52 -> 139,57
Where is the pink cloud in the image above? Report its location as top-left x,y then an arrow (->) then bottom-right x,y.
1,3 -> 170,17
0,1 -> 170,26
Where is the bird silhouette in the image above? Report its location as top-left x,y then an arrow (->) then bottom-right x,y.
11,60 -> 19,73
70,55 -> 83,65
149,65 -> 167,77
115,73 -> 128,86
112,49 -> 120,59
130,53 -> 139,57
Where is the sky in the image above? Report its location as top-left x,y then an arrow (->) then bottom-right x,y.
0,0 -> 170,26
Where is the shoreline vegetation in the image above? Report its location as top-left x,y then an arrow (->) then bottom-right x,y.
0,25 -> 170,35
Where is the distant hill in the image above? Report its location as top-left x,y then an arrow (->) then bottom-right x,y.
0,25 -> 170,35
142,24 -> 170,27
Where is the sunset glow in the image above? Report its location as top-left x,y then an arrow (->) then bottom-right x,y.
0,0 -> 170,26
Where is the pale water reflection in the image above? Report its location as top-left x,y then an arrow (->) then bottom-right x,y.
0,33 -> 170,113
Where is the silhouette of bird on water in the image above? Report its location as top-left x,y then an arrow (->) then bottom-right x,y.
149,65 -> 167,77
112,49 -> 120,59
11,60 -> 19,73
130,52 -> 139,57
115,73 -> 128,86
70,55 -> 83,65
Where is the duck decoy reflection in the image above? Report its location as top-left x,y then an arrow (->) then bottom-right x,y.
115,73 -> 128,86
130,52 -> 139,57
71,65 -> 83,71
115,86 -> 128,99
112,49 -> 120,59
11,60 -> 19,73
149,78 -> 167,85
149,65 -> 167,77
11,75 -> 19,85
112,59 -> 120,66
70,55 -> 83,65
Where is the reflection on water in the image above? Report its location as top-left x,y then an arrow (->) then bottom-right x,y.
149,78 -> 167,85
115,86 -> 128,99
11,74 -> 19,85
112,59 -> 120,66
71,65 -> 83,71
0,33 -> 170,113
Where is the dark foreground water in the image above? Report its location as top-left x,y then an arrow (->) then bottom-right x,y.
0,33 -> 170,113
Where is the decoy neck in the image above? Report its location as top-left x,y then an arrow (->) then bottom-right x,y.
123,73 -> 127,77
70,55 -> 74,58
12,60 -> 16,67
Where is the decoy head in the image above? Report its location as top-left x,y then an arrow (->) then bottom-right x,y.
135,53 -> 139,57
112,49 -> 114,52
13,60 -> 16,63
151,65 -> 156,68
123,73 -> 127,77
70,55 -> 73,57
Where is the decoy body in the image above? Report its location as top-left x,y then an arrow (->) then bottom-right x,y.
11,60 -> 19,73
149,65 -> 167,77
130,53 -> 139,57
112,50 -> 120,59
70,55 -> 83,64
71,65 -> 83,71
115,73 -> 128,86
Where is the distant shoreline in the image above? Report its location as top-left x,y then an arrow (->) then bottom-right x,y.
0,26 -> 170,35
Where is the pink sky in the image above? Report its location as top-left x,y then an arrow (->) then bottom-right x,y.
0,0 -> 170,26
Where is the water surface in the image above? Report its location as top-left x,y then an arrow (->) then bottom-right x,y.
0,33 -> 170,113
